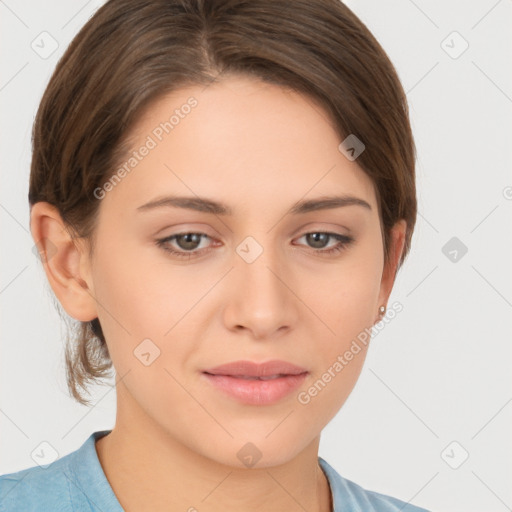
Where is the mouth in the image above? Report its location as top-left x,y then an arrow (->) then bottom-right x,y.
201,360 -> 309,405
204,373 -> 300,380
203,359 -> 308,378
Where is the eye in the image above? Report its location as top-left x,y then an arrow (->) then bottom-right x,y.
294,232 -> 355,256
156,232 -> 215,259
155,231 -> 354,259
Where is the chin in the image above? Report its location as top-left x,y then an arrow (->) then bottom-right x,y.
197,433 -> 313,470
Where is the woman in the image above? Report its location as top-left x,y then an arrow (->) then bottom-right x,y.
0,0 -> 429,510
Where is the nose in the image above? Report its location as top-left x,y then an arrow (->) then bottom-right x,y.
222,241 -> 299,340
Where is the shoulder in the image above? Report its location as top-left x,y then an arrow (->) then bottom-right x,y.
0,430 -> 116,512
318,457 -> 431,512
0,452 -> 75,512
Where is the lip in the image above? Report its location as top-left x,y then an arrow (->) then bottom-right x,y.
204,359 -> 307,377
202,360 -> 309,405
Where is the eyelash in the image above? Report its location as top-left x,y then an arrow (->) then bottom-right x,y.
155,231 -> 355,259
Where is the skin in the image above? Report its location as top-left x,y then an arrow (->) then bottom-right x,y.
30,74 -> 406,512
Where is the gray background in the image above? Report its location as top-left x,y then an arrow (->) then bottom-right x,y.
1,1 -> 511,511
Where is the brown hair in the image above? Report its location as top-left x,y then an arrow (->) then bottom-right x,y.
29,0 -> 417,406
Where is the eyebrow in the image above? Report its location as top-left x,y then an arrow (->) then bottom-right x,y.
136,194 -> 372,215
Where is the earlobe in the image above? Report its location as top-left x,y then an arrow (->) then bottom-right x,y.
375,219 -> 407,322
30,202 -> 98,322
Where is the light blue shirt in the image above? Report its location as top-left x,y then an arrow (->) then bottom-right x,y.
0,430 -> 430,511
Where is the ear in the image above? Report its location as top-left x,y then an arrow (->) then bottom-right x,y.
375,219 -> 407,323
30,202 -> 98,322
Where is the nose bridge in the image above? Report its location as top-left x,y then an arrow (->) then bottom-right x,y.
237,234 -> 286,302
226,233 -> 297,336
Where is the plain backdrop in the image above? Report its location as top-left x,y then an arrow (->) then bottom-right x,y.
1,1 -> 511,511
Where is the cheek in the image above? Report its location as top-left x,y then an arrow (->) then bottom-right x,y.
299,295 -> 374,426
90,235 -> 178,330
299,254 -> 381,410
308,260 -> 382,341
90,238 -> 211,370
88,236 -> 164,366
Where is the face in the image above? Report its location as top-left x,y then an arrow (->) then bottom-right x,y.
51,75 -> 405,468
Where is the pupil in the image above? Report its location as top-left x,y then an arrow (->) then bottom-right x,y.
178,233 -> 201,250
307,233 -> 328,248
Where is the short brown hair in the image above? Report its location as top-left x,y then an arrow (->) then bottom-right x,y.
29,0 -> 417,406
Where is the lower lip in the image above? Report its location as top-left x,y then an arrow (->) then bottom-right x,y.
202,372 -> 308,405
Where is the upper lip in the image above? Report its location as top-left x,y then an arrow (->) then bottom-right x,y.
203,360 -> 308,377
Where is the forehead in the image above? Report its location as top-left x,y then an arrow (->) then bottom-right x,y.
101,75 -> 377,218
